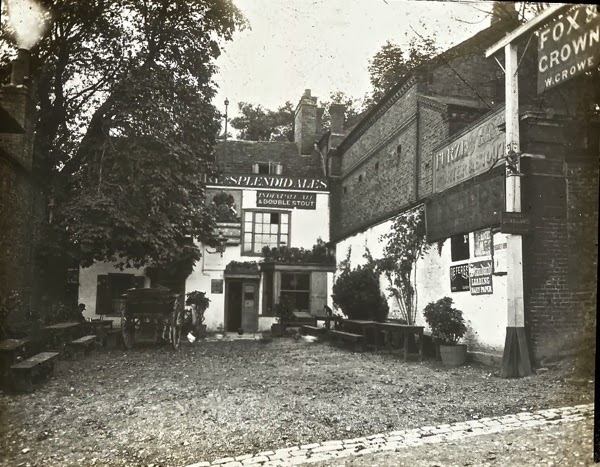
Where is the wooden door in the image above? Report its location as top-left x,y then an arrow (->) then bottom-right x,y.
241,282 -> 259,332
310,272 -> 327,314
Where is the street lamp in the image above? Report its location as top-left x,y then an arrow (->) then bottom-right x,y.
205,231 -> 227,257
223,98 -> 229,164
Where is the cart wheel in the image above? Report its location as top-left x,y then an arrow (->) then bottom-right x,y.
121,308 -> 135,350
170,296 -> 183,350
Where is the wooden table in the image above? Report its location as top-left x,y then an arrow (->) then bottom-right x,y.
342,320 -> 380,349
376,322 -> 424,361
43,322 -> 82,351
311,313 -> 343,330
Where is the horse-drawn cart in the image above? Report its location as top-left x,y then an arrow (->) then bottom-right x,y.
120,288 -> 183,350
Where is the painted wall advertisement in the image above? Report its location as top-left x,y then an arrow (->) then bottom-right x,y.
474,229 -> 492,257
469,260 -> 493,295
432,107 -> 505,194
538,5 -> 600,94
256,191 -> 317,209
450,264 -> 470,292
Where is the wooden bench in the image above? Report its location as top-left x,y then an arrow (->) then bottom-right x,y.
328,330 -> 365,352
10,352 -> 59,393
300,325 -> 327,337
66,335 -> 97,359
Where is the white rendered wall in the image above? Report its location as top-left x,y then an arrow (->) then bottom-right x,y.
185,189 -> 331,331
335,223 -> 507,353
78,261 -> 149,321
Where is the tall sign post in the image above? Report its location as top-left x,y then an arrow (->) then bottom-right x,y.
485,4 -> 570,378
501,41 -> 531,377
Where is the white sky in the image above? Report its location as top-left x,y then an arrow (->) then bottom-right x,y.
213,0 -> 497,119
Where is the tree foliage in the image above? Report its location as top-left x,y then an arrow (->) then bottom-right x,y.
374,206 -> 429,325
0,0 -> 246,270
332,249 -> 389,322
368,37 -> 439,103
230,101 -> 295,141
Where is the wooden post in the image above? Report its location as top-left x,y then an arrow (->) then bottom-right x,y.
501,42 -> 532,378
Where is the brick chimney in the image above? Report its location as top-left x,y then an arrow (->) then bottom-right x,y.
329,103 -> 345,135
0,49 -> 35,170
294,89 -> 318,155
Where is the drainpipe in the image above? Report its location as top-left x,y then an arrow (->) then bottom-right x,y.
415,101 -> 420,202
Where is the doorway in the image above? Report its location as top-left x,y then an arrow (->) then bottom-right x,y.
225,280 -> 259,332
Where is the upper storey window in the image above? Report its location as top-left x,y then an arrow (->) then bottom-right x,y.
252,162 -> 282,175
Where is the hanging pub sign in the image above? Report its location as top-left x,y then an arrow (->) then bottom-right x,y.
538,5 -> 600,94
469,260 -> 493,295
450,264 -> 470,292
256,191 -> 317,209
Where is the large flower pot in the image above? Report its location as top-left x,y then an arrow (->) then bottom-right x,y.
439,344 -> 467,367
271,323 -> 286,337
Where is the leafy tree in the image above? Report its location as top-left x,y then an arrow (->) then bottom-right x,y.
230,101 -> 294,141
332,249 -> 389,322
368,37 -> 439,103
374,206 -> 429,325
0,0 -> 246,270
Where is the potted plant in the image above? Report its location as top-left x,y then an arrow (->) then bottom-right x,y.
185,291 -> 210,338
271,296 -> 294,337
423,297 -> 468,366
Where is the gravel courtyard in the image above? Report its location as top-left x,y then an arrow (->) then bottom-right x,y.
0,338 -> 593,467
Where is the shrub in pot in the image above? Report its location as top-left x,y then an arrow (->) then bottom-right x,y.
332,264 -> 389,322
423,297 -> 468,366
185,291 -> 210,337
271,297 -> 294,337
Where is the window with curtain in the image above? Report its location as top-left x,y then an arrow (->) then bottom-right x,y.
242,211 -> 290,254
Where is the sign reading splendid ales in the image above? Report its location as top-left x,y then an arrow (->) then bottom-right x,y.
538,5 -> 600,94
206,174 -> 329,191
433,108 -> 505,194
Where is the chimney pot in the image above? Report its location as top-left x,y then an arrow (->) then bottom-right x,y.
11,49 -> 31,87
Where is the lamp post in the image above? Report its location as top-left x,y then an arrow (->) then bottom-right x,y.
223,98 -> 229,165
206,231 -> 227,257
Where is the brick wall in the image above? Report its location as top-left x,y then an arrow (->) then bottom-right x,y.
522,123 -> 599,361
417,103 -> 448,199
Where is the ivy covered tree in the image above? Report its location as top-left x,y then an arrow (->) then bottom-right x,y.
374,206 -> 429,325
0,0 -> 246,270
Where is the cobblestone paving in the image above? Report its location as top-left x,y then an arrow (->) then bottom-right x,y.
185,403 -> 593,467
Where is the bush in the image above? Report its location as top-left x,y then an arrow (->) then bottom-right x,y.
185,291 -> 210,325
332,264 -> 389,321
423,297 -> 467,345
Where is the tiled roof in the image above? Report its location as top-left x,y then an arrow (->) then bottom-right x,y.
215,140 -> 324,178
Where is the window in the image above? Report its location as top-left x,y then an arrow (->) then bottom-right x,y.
280,273 -> 310,311
451,233 -> 470,262
375,161 -> 379,171
252,162 -> 282,175
243,211 -> 290,254
358,174 -> 363,182
396,144 -> 402,157
96,273 -> 145,316
343,185 -> 347,194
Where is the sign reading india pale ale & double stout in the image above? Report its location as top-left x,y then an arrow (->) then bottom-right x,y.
256,191 -> 317,209
432,107 -> 505,194
538,5 -> 600,94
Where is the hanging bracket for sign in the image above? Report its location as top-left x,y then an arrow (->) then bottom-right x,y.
500,211 -> 532,235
